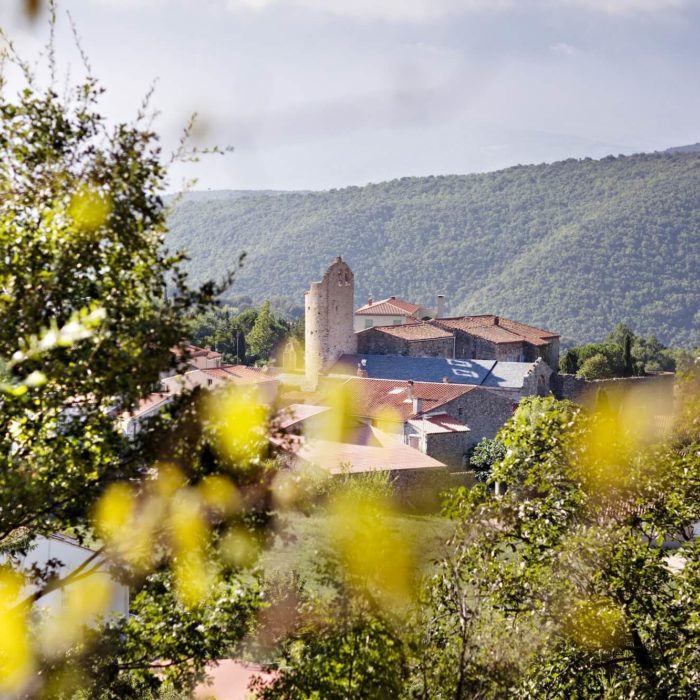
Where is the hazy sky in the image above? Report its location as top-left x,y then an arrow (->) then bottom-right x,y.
2,0 -> 699,191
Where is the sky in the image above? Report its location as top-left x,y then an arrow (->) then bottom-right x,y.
1,0 -> 699,191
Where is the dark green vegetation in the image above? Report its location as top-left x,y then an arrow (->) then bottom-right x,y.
560,322 -> 685,379
189,301 -> 303,364
259,383 -> 700,699
167,151 -> 700,347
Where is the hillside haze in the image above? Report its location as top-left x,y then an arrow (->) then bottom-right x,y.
166,151 -> 700,347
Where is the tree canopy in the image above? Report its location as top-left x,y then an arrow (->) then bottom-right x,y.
166,153 -> 700,348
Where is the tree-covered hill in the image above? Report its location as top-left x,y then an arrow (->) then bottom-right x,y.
166,151 -> 700,347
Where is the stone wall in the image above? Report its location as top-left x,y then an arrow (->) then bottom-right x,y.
304,257 -> 357,386
553,372 -> 675,412
424,431 -> 470,470
520,358 -> 555,397
441,388 -> 515,448
357,328 -> 454,357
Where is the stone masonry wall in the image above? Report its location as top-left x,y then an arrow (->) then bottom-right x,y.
357,329 -> 453,357
440,388 -> 515,448
553,372 -> 675,412
305,257 -> 357,385
424,431 -> 470,469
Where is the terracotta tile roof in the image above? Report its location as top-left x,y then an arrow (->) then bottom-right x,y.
408,413 -> 470,434
341,377 -> 475,422
434,315 -> 558,346
355,297 -> 422,316
202,365 -> 277,384
278,403 -> 330,430
362,322 -> 453,341
128,391 -> 172,419
172,343 -> 223,360
298,439 -> 446,474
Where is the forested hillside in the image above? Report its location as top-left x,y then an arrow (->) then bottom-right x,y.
166,152 -> 700,346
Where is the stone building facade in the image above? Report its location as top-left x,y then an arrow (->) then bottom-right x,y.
304,256 -> 357,387
355,316 -> 560,370
356,323 -> 454,358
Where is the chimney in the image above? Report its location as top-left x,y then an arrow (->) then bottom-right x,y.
406,380 -> 414,400
412,396 -> 423,414
368,295 -> 373,306
442,376 -> 449,383
494,316 -> 499,326
436,294 -> 445,319
390,295 -> 396,300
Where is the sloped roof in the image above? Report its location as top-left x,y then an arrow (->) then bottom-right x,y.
332,354 -> 538,389
298,439 -> 446,474
202,365 -> 278,385
172,343 -> 223,360
355,297 -> 422,316
278,403 -> 330,430
360,322 -> 453,341
128,391 -> 172,419
341,376 -> 475,421
408,413 -> 470,434
434,315 -> 558,345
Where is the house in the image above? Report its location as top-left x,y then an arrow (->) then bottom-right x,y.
162,365 -> 278,404
171,343 -> 223,371
336,376 -> 514,468
358,315 -> 560,370
353,295 -> 445,332
331,354 -> 554,404
433,315 -> 560,369
121,365 -> 279,438
357,321 -> 454,357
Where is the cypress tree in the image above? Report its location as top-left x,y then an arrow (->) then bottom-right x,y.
623,333 -> 634,376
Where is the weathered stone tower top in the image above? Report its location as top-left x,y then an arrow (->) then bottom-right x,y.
305,256 -> 357,387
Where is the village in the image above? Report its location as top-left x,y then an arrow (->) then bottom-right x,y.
124,256 -> 675,489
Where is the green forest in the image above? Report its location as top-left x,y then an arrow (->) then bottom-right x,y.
166,151 -> 700,348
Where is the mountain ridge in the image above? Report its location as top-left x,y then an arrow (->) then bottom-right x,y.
166,151 -> 700,347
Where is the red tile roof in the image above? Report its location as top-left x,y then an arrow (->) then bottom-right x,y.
362,322 -> 453,341
341,377 -> 475,422
434,315 -> 558,346
408,413 -> 470,434
172,343 -> 223,360
298,439 -> 446,473
128,391 -> 172,419
202,365 -> 277,385
355,297 -> 422,316
278,403 -> 330,430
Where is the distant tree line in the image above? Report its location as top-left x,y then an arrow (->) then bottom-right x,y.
560,322 -> 690,380
166,151 -> 700,349
188,300 -> 303,365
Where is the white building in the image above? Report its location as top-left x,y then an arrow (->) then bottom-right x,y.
353,295 -> 445,332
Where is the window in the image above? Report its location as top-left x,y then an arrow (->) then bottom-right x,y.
364,319 -> 374,329
392,319 -> 402,325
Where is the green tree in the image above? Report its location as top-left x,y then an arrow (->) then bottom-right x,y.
577,352 -> 614,379
427,393 -> 700,698
0,43 -> 273,696
468,437 -> 506,483
247,300 -> 286,362
623,332 -> 634,376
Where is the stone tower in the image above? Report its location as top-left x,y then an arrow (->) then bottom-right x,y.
305,256 -> 357,387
